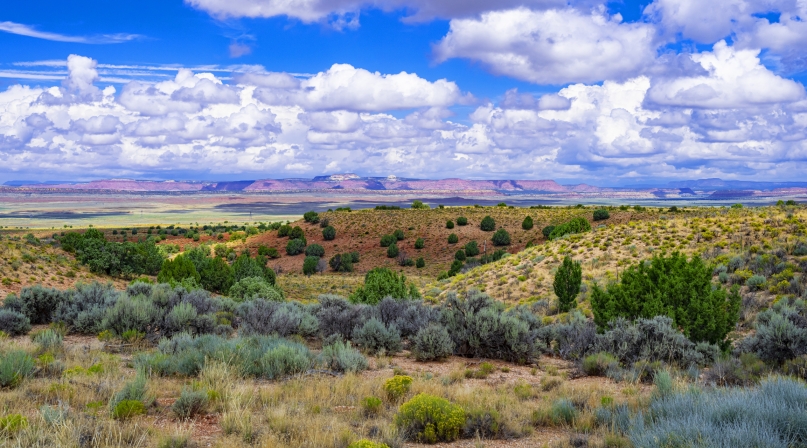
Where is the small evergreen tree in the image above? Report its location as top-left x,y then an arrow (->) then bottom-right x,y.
593,209 -> 610,221
303,211 -> 320,224
454,250 -> 466,262
158,255 -> 200,284
387,243 -> 400,258
456,217 -> 468,226
415,238 -> 425,249
542,225 -> 555,239
303,256 -> 319,276
305,244 -> 325,257
416,257 -> 425,268
322,226 -> 336,241
446,220 -> 454,229
491,229 -> 511,246
590,252 -> 741,346
464,241 -> 479,257
522,216 -> 534,230
480,216 -> 495,231
393,229 -> 405,241
554,256 -> 582,313
447,234 -> 458,244
380,234 -> 396,247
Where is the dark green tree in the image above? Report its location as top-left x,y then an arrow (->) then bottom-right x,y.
289,226 -> 305,240
446,220 -> 455,229
593,209 -> 610,221
285,238 -> 306,256
393,229 -> 405,241
454,250 -> 466,262
329,253 -> 353,272
303,256 -> 319,276
199,257 -> 235,293
480,216 -> 495,231
380,234 -> 396,247
387,243 -> 400,258
448,234 -> 458,244
590,252 -> 741,346
303,211 -> 320,224
158,255 -> 201,284
548,217 -> 591,240
416,257 -> 425,268
491,228 -> 511,246
305,244 -> 325,257
542,226 -> 555,239
554,256 -> 582,313
456,217 -> 468,226
522,216 -> 534,230
464,241 -> 479,257
322,226 -> 336,241
415,238 -> 425,249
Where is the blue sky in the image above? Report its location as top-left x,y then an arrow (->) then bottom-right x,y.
1,0 -> 805,185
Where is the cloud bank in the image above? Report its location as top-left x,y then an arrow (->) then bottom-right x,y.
1,39 -> 806,183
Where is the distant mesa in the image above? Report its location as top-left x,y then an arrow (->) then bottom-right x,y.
311,173 -> 361,182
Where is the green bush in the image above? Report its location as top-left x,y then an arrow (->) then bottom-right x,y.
305,244 -> 325,257
416,257 -> 425,268
329,253 -> 354,272
542,225 -> 555,238
446,220 -> 454,229
593,209 -> 610,221
415,238 -> 425,249
199,256 -> 235,294
0,414 -> 28,433
158,255 -> 201,285
350,268 -> 421,305
303,211 -> 320,224
289,226 -> 305,240
412,324 -> 454,361
228,277 -> 284,302
232,253 -> 275,284
591,252 -> 741,346
480,216 -> 495,231
491,229 -> 511,246
322,226 -> 336,241
303,256 -> 320,276
171,388 -> 208,420
411,200 -> 429,209
380,234 -> 396,247
0,350 -> 34,388
746,275 -> 766,290
361,396 -> 383,416
4,285 -> 67,324
522,216 -> 534,230
464,241 -> 480,257
387,243 -> 399,258
393,229 -> 405,241
554,256 -> 582,313
550,399 -> 576,425
447,234 -> 458,244
454,250 -> 466,262
548,217 -> 591,239
384,375 -> 413,400
456,217 -> 468,226
395,394 -> 465,443
113,400 -> 146,420
285,238 -> 306,256
277,225 -> 291,237
582,352 -> 619,376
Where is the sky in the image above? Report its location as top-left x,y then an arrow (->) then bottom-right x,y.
0,0 -> 806,186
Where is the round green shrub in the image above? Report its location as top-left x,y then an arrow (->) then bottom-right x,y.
393,229 -> 405,241
228,277 -> 284,302
387,243 -> 400,258
454,250 -> 466,262
480,216 -> 495,231
303,256 -> 319,276
464,241 -> 480,257
446,220 -> 455,229
456,217 -> 468,226
395,394 -> 465,443
448,234 -> 458,244
593,209 -> 610,221
305,244 -> 325,257
361,396 -> 383,416
113,400 -> 146,420
380,234 -> 396,247
416,258 -> 425,269
491,229 -> 511,246
522,216 -> 534,230
322,226 -> 336,241
384,375 -> 413,401
171,388 -> 208,420
415,238 -> 425,249
285,238 -> 306,256
542,225 -> 555,238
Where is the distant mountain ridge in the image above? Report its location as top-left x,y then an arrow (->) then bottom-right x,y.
4,176 -> 807,196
